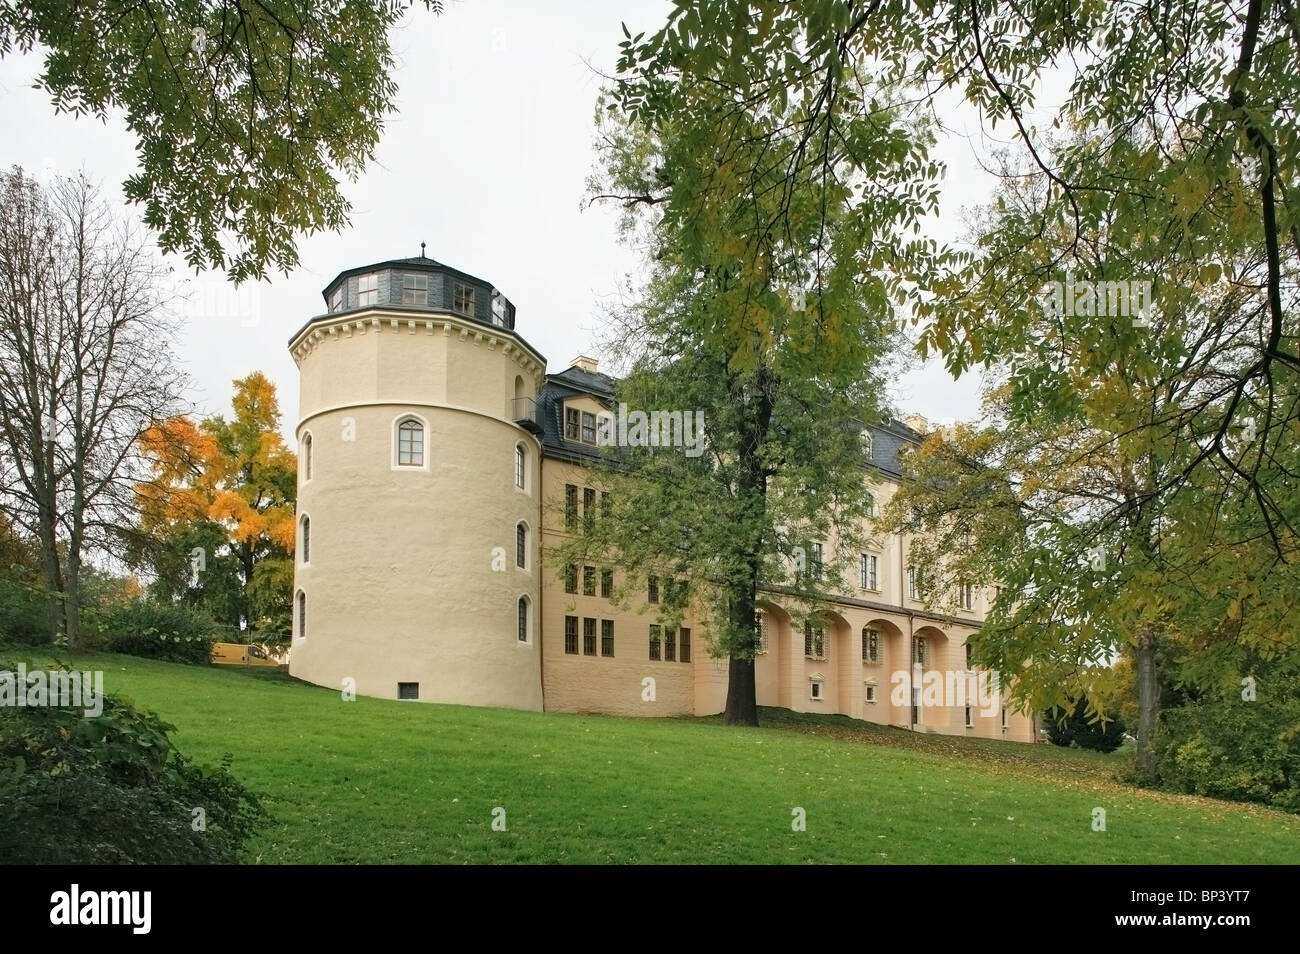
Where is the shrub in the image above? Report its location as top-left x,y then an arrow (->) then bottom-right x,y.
92,599 -> 218,664
0,578 -> 50,646
1044,698 -> 1127,752
1156,699 -> 1300,814
0,662 -> 267,862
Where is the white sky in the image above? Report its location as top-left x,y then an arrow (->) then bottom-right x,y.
0,0 -> 1062,438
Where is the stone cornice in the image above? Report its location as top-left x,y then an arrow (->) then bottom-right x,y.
288,309 -> 547,379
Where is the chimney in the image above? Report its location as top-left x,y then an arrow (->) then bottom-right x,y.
571,355 -> 598,374
903,414 -> 930,434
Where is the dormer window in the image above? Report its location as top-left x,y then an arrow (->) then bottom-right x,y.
402,273 -> 428,306
329,287 -> 343,312
357,273 -> 378,306
453,280 -> 475,317
491,290 -> 509,327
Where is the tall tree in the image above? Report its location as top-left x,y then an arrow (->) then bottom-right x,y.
0,167 -> 185,648
0,1 -> 443,282
565,82 -> 927,724
135,372 -> 296,639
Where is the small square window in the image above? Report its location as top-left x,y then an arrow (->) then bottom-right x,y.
401,273 -> 428,305
453,281 -> 475,317
398,682 -> 419,700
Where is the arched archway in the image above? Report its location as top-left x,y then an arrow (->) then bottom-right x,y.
754,601 -> 792,710
912,624 -> 954,731
861,617 -> 905,725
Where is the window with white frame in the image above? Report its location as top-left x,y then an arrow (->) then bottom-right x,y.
907,565 -> 927,599
396,418 -> 425,467
961,581 -> 973,610
861,430 -> 873,459
453,280 -> 475,316
860,553 -> 878,590
865,680 -> 878,703
862,626 -> 880,663
809,675 -> 825,701
357,273 -> 378,306
401,272 -> 429,306
329,287 -> 344,312
809,542 -> 823,580
564,407 -> 580,440
514,444 -> 526,490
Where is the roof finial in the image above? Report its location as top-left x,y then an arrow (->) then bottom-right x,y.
420,241 -> 426,259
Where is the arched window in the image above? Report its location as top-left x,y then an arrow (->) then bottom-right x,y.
302,433 -> 313,481
397,417 -> 425,467
516,521 -> 527,569
514,444 -> 526,489
300,515 -> 310,563
517,596 -> 530,642
296,590 -> 306,640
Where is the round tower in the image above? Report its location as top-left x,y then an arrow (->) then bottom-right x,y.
288,253 -> 547,709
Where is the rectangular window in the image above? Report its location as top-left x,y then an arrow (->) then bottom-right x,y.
961,582 -> 973,610
453,280 -> 475,317
966,705 -> 974,728
648,577 -> 659,604
565,484 -> 578,528
357,273 -> 378,306
601,491 -> 611,520
863,628 -> 879,663
581,411 -> 596,444
563,563 -> 577,594
865,682 -> 877,703
583,617 -> 596,656
908,566 -> 926,600
401,273 -> 429,305
600,569 -> 613,599
809,542 -> 823,580
601,619 -> 614,657
564,616 -> 578,655
913,636 -> 928,667
804,621 -> 825,659
680,627 -> 691,663
811,681 -> 822,700
664,628 -> 676,662
583,566 -> 596,596
965,643 -> 973,668
398,682 -> 419,700
514,446 -> 525,489
649,624 -> 661,661
330,287 -> 344,312
1001,706 -> 1008,729
860,553 -> 878,590
583,487 -> 596,529
564,408 -> 580,440
865,492 -> 876,518
755,612 -> 767,653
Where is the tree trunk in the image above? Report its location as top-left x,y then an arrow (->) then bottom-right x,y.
724,654 -> 758,725
1135,624 -> 1161,783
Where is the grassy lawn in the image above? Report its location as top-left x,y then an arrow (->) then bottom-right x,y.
8,648 -> 1297,864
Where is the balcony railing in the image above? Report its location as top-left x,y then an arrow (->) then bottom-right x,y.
511,396 -> 542,434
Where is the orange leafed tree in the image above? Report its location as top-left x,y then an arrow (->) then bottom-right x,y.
135,372 -> 297,636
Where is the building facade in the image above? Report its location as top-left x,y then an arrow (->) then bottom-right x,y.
288,255 -> 1037,742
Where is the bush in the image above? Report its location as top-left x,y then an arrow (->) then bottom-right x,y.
0,578 -> 51,646
1044,698 -> 1127,752
1156,699 -> 1300,814
92,599 -> 218,664
0,662 -> 266,862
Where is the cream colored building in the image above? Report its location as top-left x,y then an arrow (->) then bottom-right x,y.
288,254 -> 1037,743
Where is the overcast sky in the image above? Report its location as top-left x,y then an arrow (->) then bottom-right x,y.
0,0 -> 1058,438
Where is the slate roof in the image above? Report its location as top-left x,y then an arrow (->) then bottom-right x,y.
536,362 -> 922,478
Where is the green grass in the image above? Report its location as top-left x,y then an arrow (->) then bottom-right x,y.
9,648 -> 1298,863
